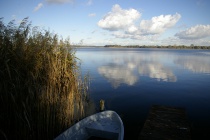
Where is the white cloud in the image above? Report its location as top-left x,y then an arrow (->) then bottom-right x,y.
97,4 -> 181,42
113,30 -> 160,42
112,12 -> 181,40
161,36 -> 210,46
175,25 -> 210,39
87,0 -> 93,6
88,13 -> 96,17
34,3 -> 43,12
45,0 -> 74,4
139,13 -> 181,35
98,4 -> 141,31
126,25 -> 138,34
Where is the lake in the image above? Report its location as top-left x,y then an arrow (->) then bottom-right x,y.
76,47 -> 210,140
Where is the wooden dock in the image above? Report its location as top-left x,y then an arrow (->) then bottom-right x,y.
139,105 -> 191,140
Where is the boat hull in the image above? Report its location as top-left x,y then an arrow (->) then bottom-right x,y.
55,110 -> 124,140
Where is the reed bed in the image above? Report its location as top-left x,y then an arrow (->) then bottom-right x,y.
0,17 -> 90,140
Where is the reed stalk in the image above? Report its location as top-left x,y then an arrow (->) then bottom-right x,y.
0,17 -> 89,140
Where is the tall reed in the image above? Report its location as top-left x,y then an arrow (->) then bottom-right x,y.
0,17 -> 89,140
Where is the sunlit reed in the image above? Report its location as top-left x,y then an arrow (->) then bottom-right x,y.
0,17 -> 89,140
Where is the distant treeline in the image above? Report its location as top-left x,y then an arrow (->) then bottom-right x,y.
104,45 -> 210,49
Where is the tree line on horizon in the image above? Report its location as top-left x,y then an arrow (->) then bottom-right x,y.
104,44 -> 210,49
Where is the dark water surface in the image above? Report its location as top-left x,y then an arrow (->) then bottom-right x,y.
76,48 -> 210,140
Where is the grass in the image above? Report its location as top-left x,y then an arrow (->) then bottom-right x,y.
0,17 -> 90,140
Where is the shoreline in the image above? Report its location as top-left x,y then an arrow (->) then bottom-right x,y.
74,45 -> 210,50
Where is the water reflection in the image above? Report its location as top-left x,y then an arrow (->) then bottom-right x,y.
77,48 -> 210,140
98,64 -> 138,88
98,52 -> 177,88
175,55 -> 210,73
138,62 -> 177,82
78,48 -> 210,88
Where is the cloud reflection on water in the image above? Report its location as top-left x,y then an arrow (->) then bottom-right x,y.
98,64 -> 138,88
96,50 -> 210,88
98,52 -> 177,88
175,54 -> 210,73
138,62 -> 177,82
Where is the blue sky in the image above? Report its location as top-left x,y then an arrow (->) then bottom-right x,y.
1,0 -> 210,46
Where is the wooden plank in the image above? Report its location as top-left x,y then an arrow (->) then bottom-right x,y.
139,105 -> 191,140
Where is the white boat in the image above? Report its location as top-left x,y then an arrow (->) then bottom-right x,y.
55,110 -> 124,140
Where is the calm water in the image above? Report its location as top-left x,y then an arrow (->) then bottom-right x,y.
76,48 -> 210,140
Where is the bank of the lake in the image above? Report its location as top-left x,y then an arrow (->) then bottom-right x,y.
74,45 -> 210,49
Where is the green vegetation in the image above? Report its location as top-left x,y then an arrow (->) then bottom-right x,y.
0,18 -> 90,139
104,45 -> 210,49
